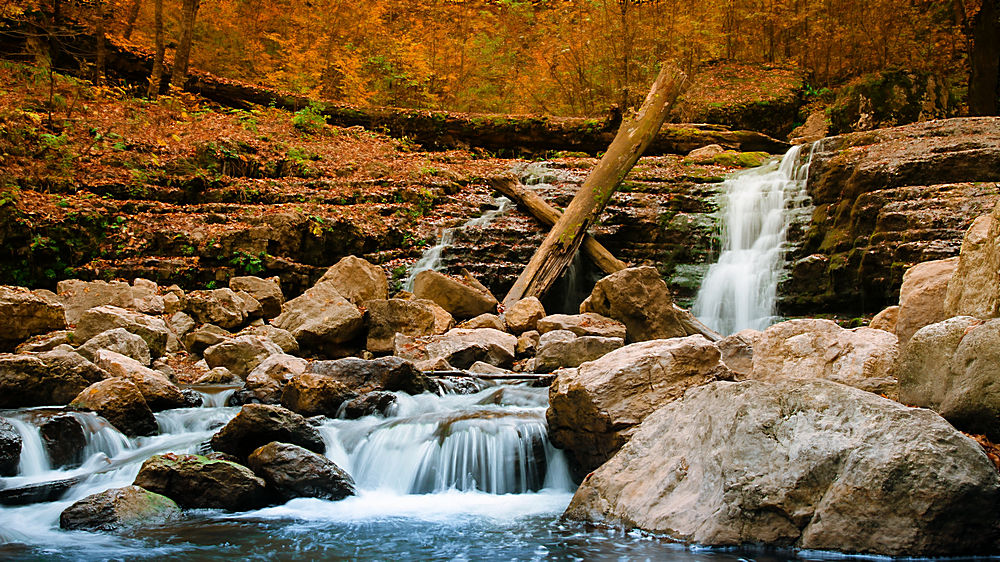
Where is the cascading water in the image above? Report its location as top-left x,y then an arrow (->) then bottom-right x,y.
692,144 -> 816,335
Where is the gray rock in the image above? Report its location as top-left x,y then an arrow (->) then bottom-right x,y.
74,306 -> 169,358
77,328 -> 151,366
247,441 -> 357,501
203,335 -> 283,379
897,316 -> 980,412
272,282 -> 363,357
59,485 -> 181,532
936,318 -> 1000,441
534,330 -> 624,373
565,379 -> 1000,556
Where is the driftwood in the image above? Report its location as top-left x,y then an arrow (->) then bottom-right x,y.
672,304 -> 724,342
488,175 -> 626,275
503,66 -> 687,307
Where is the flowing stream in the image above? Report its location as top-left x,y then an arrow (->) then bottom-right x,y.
692,144 -> 816,335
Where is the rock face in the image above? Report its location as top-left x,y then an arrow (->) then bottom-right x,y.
0,352 -> 107,408
536,313 -> 627,339
945,207 -> 1000,318
211,404 -> 325,460
0,286 -> 66,351
272,281 -> 363,357
185,288 -> 248,330
580,267 -> 693,342
229,276 -> 284,319
0,417 -> 22,476
750,319 -> 898,397
203,335 -> 282,379
895,257 -> 958,344
364,299 -> 439,354
74,306 -> 169,358
564,379 -> 1000,556
59,485 -> 181,532
412,270 -> 498,319
504,297 -> 545,334
70,378 -> 157,437
316,255 -> 389,305
77,328 -> 152,366
94,350 -> 187,411
547,336 -> 730,477
247,441 -> 357,501
133,454 -> 266,511
395,328 -> 517,370
533,330 -> 624,373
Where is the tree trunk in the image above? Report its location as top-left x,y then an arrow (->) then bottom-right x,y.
170,0 -> 202,88
94,1 -> 107,84
503,66 -> 687,307
487,175 -> 627,275
969,0 -> 999,115
147,0 -> 164,98
123,0 -> 143,40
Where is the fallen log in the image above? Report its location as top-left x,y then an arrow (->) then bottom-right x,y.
504,66 -> 687,307
488,175 -> 626,275
424,371 -> 555,381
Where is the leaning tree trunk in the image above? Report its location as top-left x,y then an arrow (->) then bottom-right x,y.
123,0 -> 143,40
969,0 -> 999,115
93,1 -> 107,84
146,0 -> 164,98
170,0 -> 201,88
503,66 -> 687,307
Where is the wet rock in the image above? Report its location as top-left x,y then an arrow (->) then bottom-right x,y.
945,207 -> 1000,318
70,378 -> 157,437
185,288 -> 248,330
239,325 -> 298,354
504,297 -> 546,334
181,389 -> 203,407
869,306 -> 899,332
94,350 -> 187,411
412,270 -> 498,320
133,454 -> 266,511
39,414 -> 86,468
74,306 -> 169,358
750,319 -> 898,398
59,485 -> 181,532
716,329 -> 760,379
0,417 -> 21,476
281,373 -> 357,417
77,328 -> 152,366
56,279 -> 133,326
364,299 -> 440,354
203,335 -> 282,379
395,329 -> 517,370
580,267 -> 693,342
308,356 -> 433,395
534,330 -> 624,373
230,276 -> 284,319
316,255 -> 389,306
272,281 -> 363,357
247,442 -> 357,501
565,379 -> 1000,556
548,336 -> 730,478
245,354 -> 308,404
536,313 -> 627,339
0,351 -> 108,408
340,391 -> 398,419
457,313 -> 505,331
211,404 -> 325,461
194,367 -> 242,385
895,257 -> 958,344
182,324 -> 231,356
0,286 -> 66,352
516,330 -> 540,358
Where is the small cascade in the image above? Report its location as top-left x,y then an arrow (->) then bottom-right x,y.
191,385 -> 241,408
404,196 -> 513,290
692,143 -> 816,335
7,418 -> 51,476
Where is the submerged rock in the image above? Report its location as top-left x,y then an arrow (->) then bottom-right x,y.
565,379 -> 1000,556
211,404 -> 324,461
133,454 -> 266,511
0,417 -> 22,476
70,378 -> 157,437
59,485 -> 181,532
247,441 -> 357,501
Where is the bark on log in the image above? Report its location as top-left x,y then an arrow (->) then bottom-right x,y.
503,66 -> 687,307
488,175 -> 626,275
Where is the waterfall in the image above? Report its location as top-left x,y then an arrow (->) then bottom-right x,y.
692,143 -> 816,335
404,197 -> 513,290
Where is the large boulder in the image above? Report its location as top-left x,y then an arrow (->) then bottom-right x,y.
307,356 -> 432,395
504,297 -> 546,334
239,325 -> 298,354
895,258 -> 959,344
548,336 -> 730,477
185,289 -> 248,330
229,276 -> 284,319
579,267 -> 693,342
74,306 -> 169,358
203,335 -> 282,379
247,441 -> 357,501
70,378 -> 157,437
364,299 -> 440,354
77,328 -> 152,366
133,454 -> 266,511
536,313 -> 627,339
412,270 -> 498,320
94,350 -> 187,411
272,282 -> 363,357
897,316 -> 980,411
394,329 -> 517,370
0,351 -> 107,408
280,373 -> 357,417
533,330 -> 624,373
750,319 -> 898,397
210,404 -> 324,461
0,286 -> 66,351
564,379 -> 1000,556
316,255 -> 389,306
59,485 -> 181,532
0,416 -> 21,476
945,206 -> 1000,318
56,279 -> 133,326
245,354 -> 308,404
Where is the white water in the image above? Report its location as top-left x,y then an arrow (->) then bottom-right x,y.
404,197 -> 513,290
692,144 -> 816,335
